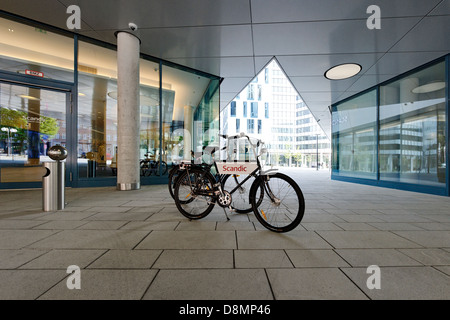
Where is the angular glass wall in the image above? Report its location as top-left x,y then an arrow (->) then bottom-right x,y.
194,78 -> 220,151
332,89 -> 377,179
162,63 -> 219,165
379,61 -> 446,187
332,56 -> 448,195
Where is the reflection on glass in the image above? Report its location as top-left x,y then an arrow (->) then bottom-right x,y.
332,89 -> 377,179
0,17 -> 74,82
0,83 -> 66,183
380,61 -> 446,186
77,41 -> 118,178
163,64 -> 219,168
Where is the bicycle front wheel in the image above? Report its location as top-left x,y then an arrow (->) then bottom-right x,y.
168,165 -> 181,199
154,161 -> 168,176
249,173 -> 305,233
173,167 -> 216,220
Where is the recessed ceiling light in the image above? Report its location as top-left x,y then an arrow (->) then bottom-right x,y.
412,81 -> 445,94
325,63 -> 362,80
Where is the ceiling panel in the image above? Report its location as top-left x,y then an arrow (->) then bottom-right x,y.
80,24 -> 254,60
0,0 -> 92,31
289,75 -> 361,93
429,0 -> 450,15
167,57 -> 255,78
59,0 -> 251,29
276,53 -> 384,77
252,17 -> 422,56
251,0 -> 441,22
389,15 -> 450,52
365,51 -> 448,75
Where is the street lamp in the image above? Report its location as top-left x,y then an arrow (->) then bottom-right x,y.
316,133 -> 319,171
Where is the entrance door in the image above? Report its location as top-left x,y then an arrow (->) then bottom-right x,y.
0,82 -> 70,189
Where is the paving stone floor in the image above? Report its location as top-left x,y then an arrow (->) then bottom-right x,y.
0,168 -> 449,300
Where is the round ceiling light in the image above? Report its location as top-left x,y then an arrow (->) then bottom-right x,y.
325,63 -> 362,80
412,81 -> 445,94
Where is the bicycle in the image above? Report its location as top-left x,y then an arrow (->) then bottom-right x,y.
168,146 -> 259,214
140,151 -> 168,176
172,133 -> 305,233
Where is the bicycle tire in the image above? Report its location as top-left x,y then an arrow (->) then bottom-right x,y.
222,174 -> 263,214
249,173 -> 304,233
173,166 -> 216,220
155,161 -> 168,176
168,165 -> 181,199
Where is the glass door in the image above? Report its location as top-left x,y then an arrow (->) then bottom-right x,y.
0,82 -> 69,188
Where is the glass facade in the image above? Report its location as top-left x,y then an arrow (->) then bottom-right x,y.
332,56 -> 449,196
332,89 -> 377,179
0,15 -> 220,189
379,61 -> 446,187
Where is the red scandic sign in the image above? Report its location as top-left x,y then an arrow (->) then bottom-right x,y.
217,162 -> 258,174
25,69 -> 44,78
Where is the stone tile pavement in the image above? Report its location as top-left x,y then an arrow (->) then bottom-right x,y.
0,168 -> 449,300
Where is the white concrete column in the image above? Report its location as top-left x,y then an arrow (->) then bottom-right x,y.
116,31 -> 141,190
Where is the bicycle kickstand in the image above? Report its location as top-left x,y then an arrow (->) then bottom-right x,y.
222,207 -> 230,221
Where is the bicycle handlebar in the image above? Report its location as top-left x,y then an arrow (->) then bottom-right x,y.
220,132 -> 264,148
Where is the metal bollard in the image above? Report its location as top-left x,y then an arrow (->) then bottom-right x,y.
42,161 -> 65,211
42,145 -> 67,212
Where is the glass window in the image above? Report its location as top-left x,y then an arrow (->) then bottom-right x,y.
258,119 -> 262,134
379,61 -> 446,186
243,102 -> 247,118
332,89 -> 377,179
247,119 -> 254,133
76,41 -> 120,179
230,101 -> 236,117
236,119 -> 240,132
247,84 -> 254,100
251,102 -> 258,118
0,17 -> 74,82
265,102 -> 269,118
0,83 -> 66,183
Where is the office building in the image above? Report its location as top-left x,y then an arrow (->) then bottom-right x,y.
221,59 -> 331,168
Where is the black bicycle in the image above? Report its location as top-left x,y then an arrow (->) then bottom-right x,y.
172,133 -> 305,233
168,148 -> 259,214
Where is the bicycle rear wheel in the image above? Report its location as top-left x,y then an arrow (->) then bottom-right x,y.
249,173 -> 305,233
173,167 -> 216,220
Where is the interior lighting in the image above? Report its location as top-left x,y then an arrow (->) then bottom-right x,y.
325,63 -> 362,80
16,94 -> 41,101
412,81 -> 445,94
